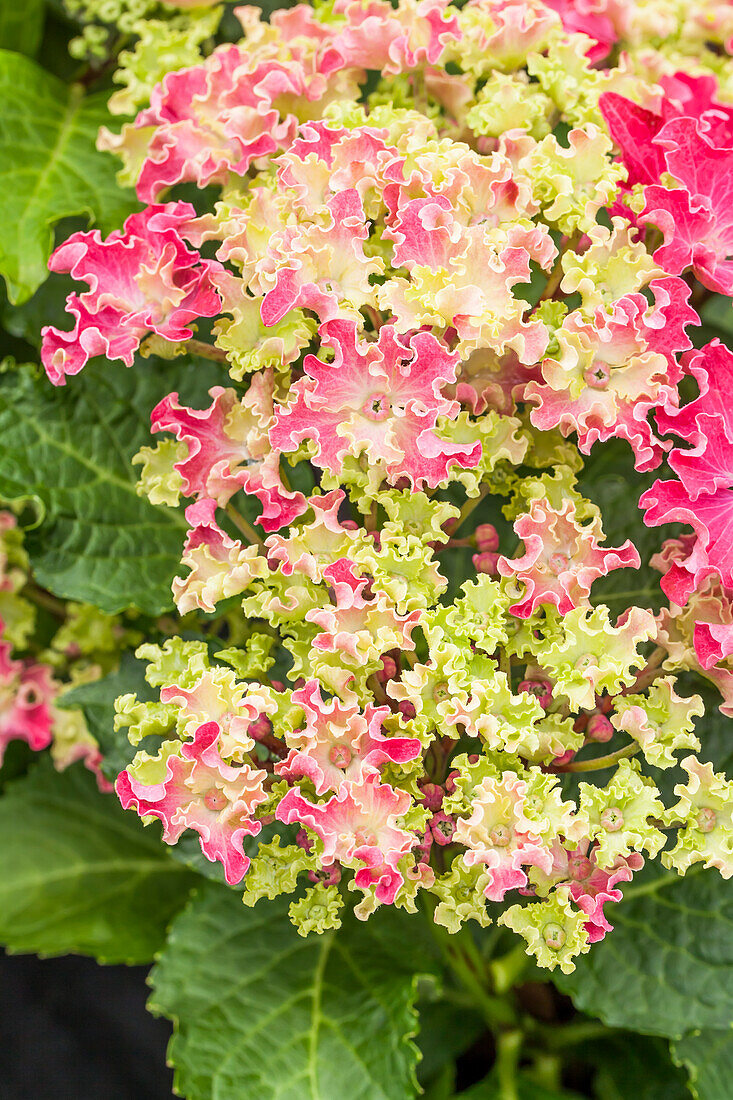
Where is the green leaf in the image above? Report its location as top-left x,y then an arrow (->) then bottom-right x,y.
0,357 -> 220,614
417,998 -> 485,1087
672,1029 -> 733,1100
149,884 -> 440,1100
586,1034 -> 690,1100
0,760 -> 198,963
578,440 -> 679,614
556,864 -> 733,1039
57,651 -> 155,780
647,677 -> 733,806
1,270 -> 74,349
700,295 -> 733,341
0,49 -> 137,304
456,1072 -> 583,1099
0,0 -> 45,57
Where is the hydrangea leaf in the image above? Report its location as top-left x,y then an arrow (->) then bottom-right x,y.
578,440 -> 681,613
0,0 -> 45,57
672,1028 -> 733,1100
0,760 -> 198,963
456,1072 -> 584,1099
149,883 -> 440,1100
0,50 -> 137,303
415,999 -> 485,1090
700,294 -> 733,342
584,1034 -> 690,1100
555,864 -> 733,1038
0,358 -> 220,614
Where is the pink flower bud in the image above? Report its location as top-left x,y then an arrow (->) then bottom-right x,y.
418,781 -> 443,811
445,770 -> 459,794
270,680 -> 285,692
378,655 -> 398,682
308,861 -> 342,885
587,714 -> 614,742
553,749 -> 576,767
415,831 -> 433,862
249,716 -> 272,741
341,520 -> 359,530
475,523 -> 500,552
473,551 -> 499,575
518,679 -> 553,708
430,811 -> 456,845
295,828 -> 313,852
398,701 -> 416,720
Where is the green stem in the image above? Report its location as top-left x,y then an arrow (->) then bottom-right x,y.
496,1030 -> 523,1100
529,1053 -> 564,1092
625,645 -> 667,693
367,673 -> 388,704
23,583 -> 66,619
186,338 -> 229,364
441,537 -> 475,549
450,485 -> 490,534
536,233 -> 579,305
423,902 -> 517,1030
278,463 -> 293,493
225,504 -> 266,549
552,741 -> 640,773
534,1018 -> 609,1050
491,943 -> 529,995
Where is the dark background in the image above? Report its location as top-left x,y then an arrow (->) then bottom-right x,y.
1,952 -> 174,1099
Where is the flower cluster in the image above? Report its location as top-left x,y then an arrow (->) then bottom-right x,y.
0,510 -> 139,789
43,0 -> 733,970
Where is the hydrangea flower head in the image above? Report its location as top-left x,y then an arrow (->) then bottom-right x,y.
38,0 -> 733,965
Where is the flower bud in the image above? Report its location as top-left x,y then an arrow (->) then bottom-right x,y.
249,716 -> 272,741
445,770 -> 459,794
378,655 -> 397,682
475,523 -> 500,552
587,714 -> 613,742
430,812 -> 456,845
472,551 -> 499,575
518,679 -> 553,708
308,862 -> 342,886
418,781 -> 444,811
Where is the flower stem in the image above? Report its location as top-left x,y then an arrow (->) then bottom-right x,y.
225,504 -> 266,549
552,742 -> 640,773
186,338 -> 229,364
490,942 -> 529,995
23,583 -> 66,619
450,485 -> 490,534
498,648 -> 512,683
423,901 -> 517,1030
535,1018 -> 610,1050
625,645 -> 667,692
496,1029 -> 523,1100
367,673 -> 388,704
